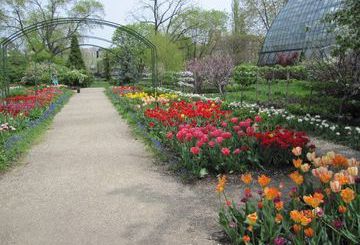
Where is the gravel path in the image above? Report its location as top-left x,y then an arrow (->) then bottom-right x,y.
0,88 -> 218,245
311,137 -> 360,160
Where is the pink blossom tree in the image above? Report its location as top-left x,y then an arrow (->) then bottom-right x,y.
187,54 -> 234,94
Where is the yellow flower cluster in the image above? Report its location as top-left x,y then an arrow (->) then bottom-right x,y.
142,93 -> 178,105
124,92 -> 178,105
124,92 -> 150,99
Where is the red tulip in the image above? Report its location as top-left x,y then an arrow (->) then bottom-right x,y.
221,148 -> 231,156
190,146 -> 200,155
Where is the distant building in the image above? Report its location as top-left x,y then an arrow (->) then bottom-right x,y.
258,0 -> 342,65
81,47 -> 102,73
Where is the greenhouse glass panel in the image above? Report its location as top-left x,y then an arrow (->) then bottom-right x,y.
258,0 -> 342,65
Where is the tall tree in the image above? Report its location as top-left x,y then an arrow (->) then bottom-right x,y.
133,0 -> 190,34
103,52 -> 111,81
232,0 -> 247,35
169,8 -> 228,58
332,0 -> 360,56
1,0 -> 104,56
244,0 -> 287,33
67,35 -> 86,70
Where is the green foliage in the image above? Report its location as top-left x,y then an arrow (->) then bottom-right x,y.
60,69 -> 93,87
1,0 -> 104,56
66,35 -> 86,70
21,62 -> 92,87
172,8 -> 228,58
21,62 -> 57,86
148,33 -> 184,72
233,64 -> 258,87
331,0 -> 360,55
103,52 -> 111,81
8,87 -> 27,97
7,50 -> 27,84
112,26 -> 148,84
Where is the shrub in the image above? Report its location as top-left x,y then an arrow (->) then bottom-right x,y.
21,62 -> 57,86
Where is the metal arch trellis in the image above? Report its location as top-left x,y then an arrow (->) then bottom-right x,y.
0,17 -> 158,97
52,35 -> 116,48
55,44 -> 117,56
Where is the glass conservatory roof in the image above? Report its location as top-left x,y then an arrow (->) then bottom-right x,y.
259,0 -> 342,65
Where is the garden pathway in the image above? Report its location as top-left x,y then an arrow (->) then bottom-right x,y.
0,88 -> 218,245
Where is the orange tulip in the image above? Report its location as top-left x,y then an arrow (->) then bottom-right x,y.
258,174 -> 271,188
334,172 -> 349,185
293,159 -> 302,168
275,213 -> 283,224
275,201 -> 284,211
216,175 -> 227,193
241,173 -> 252,185
340,188 -> 356,203
292,224 -> 302,234
313,167 -> 333,183
303,193 -> 324,208
338,205 -> 347,214
264,187 -> 280,200
332,154 -> 349,168
290,210 -> 312,226
289,171 -> 304,185
246,212 -> 258,225
243,235 -> 251,243
304,227 -> 314,237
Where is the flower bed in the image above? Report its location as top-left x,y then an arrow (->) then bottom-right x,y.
218,148 -> 359,244
0,86 -> 69,170
158,87 -> 360,150
111,86 -> 310,176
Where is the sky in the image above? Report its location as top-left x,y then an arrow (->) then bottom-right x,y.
87,0 -> 232,47
99,0 -> 232,24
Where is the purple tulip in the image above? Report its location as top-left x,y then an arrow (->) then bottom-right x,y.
274,237 -> 287,245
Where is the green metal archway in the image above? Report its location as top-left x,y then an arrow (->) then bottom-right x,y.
0,17 -> 158,97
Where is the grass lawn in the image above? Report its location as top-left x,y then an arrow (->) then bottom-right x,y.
205,80 -> 345,122
90,80 -> 111,88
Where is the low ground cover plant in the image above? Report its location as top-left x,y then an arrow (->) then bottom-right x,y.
217,148 -> 359,244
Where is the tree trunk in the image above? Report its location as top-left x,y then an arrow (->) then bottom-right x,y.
307,84 -> 313,112
286,71 -> 290,103
240,87 -> 244,107
268,79 -> 271,103
338,95 -> 347,123
218,83 -> 223,96
256,74 -> 259,104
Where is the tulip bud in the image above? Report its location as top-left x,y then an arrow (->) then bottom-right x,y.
347,167 -> 358,176
300,163 -> 310,172
330,180 -> 341,193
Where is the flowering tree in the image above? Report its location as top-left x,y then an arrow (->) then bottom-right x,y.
187,54 -> 234,94
186,58 -> 206,93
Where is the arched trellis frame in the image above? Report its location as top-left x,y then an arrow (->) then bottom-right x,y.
56,44 -> 117,56
0,17 -> 158,97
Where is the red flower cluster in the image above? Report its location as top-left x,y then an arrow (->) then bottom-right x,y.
112,86 -> 139,95
255,127 -> 309,149
0,87 -> 63,116
144,100 -> 231,127
174,119 -> 254,156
